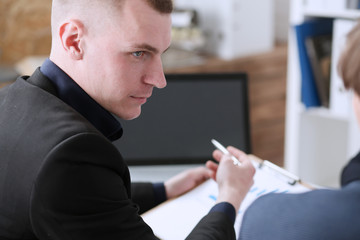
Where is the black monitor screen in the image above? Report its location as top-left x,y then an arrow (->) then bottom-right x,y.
113,73 -> 251,165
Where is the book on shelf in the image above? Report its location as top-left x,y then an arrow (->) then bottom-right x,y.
347,0 -> 360,9
294,18 -> 333,108
305,34 -> 332,108
303,0 -> 360,11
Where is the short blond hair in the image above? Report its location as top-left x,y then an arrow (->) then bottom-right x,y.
50,0 -> 173,38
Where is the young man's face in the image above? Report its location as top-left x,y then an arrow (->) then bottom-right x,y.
81,0 -> 172,120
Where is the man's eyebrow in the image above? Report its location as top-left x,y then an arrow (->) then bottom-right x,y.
133,44 -> 170,54
133,44 -> 158,53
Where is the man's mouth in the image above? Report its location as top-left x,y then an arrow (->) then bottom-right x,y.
131,96 -> 150,104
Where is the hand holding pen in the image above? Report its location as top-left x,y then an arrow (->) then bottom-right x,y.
206,139 -> 255,213
211,139 -> 243,166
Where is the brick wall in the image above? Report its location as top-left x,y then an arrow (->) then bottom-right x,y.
0,0 -> 52,65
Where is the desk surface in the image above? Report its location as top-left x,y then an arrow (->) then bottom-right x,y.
129,155 -> 262,182
129,164 -> 203,182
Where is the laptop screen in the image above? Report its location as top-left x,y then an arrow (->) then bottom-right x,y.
113,73 -> 251,165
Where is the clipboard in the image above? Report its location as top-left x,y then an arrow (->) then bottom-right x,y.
259,159 -> 300,185
142,155 -> 312,240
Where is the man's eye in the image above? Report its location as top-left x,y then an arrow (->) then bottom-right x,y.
132,51 -> 144,57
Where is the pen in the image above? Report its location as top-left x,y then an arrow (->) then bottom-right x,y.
211,139 -> 242,166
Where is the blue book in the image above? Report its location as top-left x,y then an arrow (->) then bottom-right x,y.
294,18 -> 333,108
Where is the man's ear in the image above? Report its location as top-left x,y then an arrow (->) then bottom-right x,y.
59,20 -> 84,60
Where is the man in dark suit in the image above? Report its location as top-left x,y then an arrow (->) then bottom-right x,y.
0,0 -> 255,239
239,21 -> 360,240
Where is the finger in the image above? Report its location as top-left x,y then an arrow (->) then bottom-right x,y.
227,146 -> 247,162
220,153 -> 238,166
227,149 -> 254,170
206,160 -> 218,172
212,149 -> 223,162
205,160 -> 217,181
193,166 -> 212,180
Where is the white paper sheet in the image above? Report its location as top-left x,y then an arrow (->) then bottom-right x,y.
142,161 -> 310,240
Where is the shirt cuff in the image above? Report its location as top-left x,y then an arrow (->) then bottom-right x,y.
152,182 -> 167,205
210,202 -> 236,224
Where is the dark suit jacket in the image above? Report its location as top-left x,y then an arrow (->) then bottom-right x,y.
0,69 -> 235,239
239,153 -> 360,240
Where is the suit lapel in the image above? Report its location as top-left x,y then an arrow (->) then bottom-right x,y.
26,68 -> 58,97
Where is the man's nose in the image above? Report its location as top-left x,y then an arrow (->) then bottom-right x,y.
144,57 -> 167,89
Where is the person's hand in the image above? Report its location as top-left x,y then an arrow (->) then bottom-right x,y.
206,146 -> 255,212
164,167 -> 213,199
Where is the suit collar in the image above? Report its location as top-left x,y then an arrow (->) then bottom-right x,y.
26,67 -> 58,97
26,60 -> 123,141
341,151 -> 360,187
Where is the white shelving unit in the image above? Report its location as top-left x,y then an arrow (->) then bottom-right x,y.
173,0 -> 274,60
285,0 -> 360,187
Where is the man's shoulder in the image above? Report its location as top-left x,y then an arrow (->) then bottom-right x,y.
240,184 -> 360,240
0,74 -> 102,149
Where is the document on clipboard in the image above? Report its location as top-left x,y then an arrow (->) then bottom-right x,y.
142,155 -> 311,240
